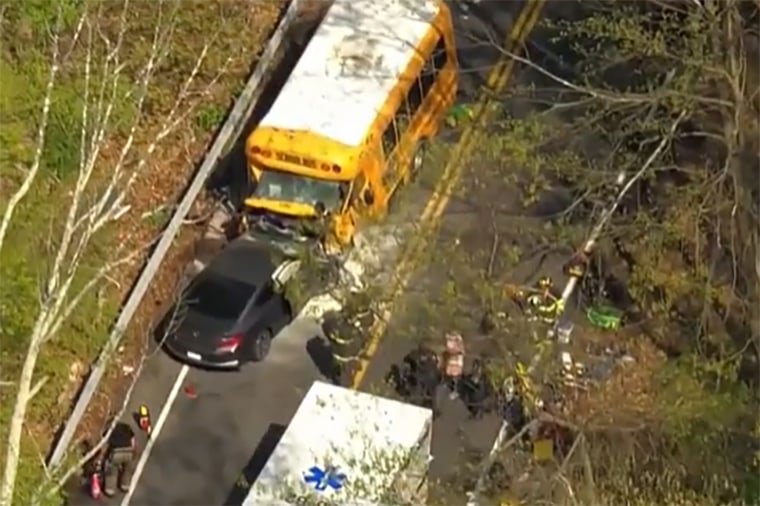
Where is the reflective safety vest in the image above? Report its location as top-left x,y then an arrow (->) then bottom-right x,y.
324,317 -> 362,362
527,294 -> 563,322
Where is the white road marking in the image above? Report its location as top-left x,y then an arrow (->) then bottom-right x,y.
121,364 -> 189,506
119,318 -> 317,505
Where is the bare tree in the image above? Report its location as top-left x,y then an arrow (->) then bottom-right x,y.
348,1 -> 760,504
0,0 -> 235,501
457,0 -> 759,503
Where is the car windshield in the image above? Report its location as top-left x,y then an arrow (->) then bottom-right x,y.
184,273 -> 256,320
252,168 -> 344,211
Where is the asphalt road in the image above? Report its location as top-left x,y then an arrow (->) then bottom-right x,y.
67,1 -> 534,504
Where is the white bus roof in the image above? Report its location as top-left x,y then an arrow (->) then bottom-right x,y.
258,0 -> 440,147
243,381 -> 432,505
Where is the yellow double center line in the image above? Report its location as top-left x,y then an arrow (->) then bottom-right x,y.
351,0 -> 546,389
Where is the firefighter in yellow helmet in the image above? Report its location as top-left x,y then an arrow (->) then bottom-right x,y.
526,276 -> 562,324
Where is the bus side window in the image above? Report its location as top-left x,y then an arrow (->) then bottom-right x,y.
381,119 -> 399,189
381,120 -> 398,189
382,120 -> 399,157
401,77 -> 424,128
419,36 -> 448,99
380,36 -> 448,186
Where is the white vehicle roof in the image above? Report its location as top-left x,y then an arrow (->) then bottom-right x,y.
243,381 -> 432,505
258,0 -> 440,147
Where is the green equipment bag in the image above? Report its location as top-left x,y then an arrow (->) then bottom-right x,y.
586,305 -> 623,330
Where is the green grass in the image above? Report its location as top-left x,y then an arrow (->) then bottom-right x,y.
195,103 -> 227,133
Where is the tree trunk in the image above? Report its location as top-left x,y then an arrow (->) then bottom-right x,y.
0,334 -> 43,505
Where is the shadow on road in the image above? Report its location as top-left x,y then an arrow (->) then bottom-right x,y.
222,423 -> 287,506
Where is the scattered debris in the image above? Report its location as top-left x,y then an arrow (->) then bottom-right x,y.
183,384 -> 197,399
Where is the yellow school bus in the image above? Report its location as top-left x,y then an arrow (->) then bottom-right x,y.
244,0 -> 458,251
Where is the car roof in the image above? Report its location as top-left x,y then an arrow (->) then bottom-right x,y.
203,238 -> 277,287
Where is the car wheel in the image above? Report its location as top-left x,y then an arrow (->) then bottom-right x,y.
250,329 -> 272,362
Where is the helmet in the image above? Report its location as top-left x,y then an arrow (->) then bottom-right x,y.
502,377 -> 516,400
537,276 -> 553,289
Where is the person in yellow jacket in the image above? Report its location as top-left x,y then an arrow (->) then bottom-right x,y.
526,276 -> 563,324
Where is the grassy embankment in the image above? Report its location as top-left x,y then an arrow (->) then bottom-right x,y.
0,0 -> 284,502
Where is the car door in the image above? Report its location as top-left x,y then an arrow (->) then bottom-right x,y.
264,279 -> 293,331
243,282 -> 289,338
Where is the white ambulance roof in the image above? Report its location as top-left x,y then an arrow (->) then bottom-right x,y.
258,0 -> 440,147
243,381 -> 432,505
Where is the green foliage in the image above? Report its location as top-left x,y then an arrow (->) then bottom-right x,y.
657,357 -> 749,434
43,86 -> 84,179
484,2 -> 759,504
6,0 -> 83,32
0,61 -> 36,171
194,104 -> 226,133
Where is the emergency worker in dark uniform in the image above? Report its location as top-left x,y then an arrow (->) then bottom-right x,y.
499,377 -> 529,443
461,358 -> 495,419
102,422 -> 136,497
321,295 -> 374,386
405,343 -> 441,415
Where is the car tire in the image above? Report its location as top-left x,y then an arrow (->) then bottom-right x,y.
250,329 -> 272,362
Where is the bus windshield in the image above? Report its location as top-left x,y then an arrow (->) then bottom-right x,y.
252,168 -> 344,211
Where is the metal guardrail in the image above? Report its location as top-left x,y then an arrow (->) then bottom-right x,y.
47,0 -> 305,468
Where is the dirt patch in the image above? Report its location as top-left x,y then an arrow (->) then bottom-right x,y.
564,326 -> 667,426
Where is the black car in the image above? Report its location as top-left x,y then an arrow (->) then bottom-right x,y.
160,238 -> 299,368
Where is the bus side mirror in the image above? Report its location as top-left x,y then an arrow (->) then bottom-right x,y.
363,189 -> 375,206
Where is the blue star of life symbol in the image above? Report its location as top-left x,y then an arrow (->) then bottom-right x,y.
303,465 -> 346,492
